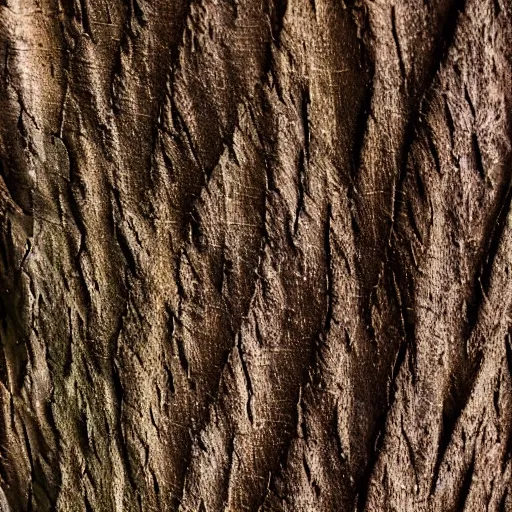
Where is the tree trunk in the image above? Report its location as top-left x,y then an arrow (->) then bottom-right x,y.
0,0 -> 510,509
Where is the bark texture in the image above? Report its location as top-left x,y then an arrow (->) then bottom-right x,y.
0,0 -> 511,509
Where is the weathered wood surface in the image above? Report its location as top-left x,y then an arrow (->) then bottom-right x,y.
0,0 -> 511,509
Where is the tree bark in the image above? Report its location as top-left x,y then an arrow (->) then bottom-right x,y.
0,0 -> 511,509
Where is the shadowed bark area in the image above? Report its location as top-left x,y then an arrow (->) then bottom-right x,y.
0,0 -> 510,509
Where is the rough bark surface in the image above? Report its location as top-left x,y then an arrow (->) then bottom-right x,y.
0,0 -> 511,509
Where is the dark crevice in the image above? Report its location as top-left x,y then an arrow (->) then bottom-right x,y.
63,308 -> 73,378
114,226 -> 138,277
176,337 -> 190,377
356,338 -> 408,512
333,405 -> 352,497
301,87 -> 311,161
444,96 -> 456,148
472,133 -> 485,180
406,199 -> 425,244
221,434 -> 236,509
303,455 -> 311,482
164,363 -> 175,394
111,361 -> 137,490
464,85 -> 476,118
270,0 -> 289,47
498,488 -> 508,512
505,334 -> 512,379
84,491 -> 94,512
465,165 -> 512,343
168,98 -> 203,173
400,416 -> 419,492
324,203 -> 333,334
493,370 -> 501,418
350,69 -> 374,184
452,449 -> 475,512
429,0 -> 467,93
426,125 -> 442,174
237,334 -> 254,424
503,335 -> 512,472
293,149 -> 307,237
430,382 -> 458,495
391,6 -> 406,81
78,0 -> 94,41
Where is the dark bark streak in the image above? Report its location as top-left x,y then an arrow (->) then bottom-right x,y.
452,449 -> 476,512
356,338 -> 409,512
237,334 -> 254,424
466,162 -> 512,344
323,203 -> 333,334
391,6 -> 406,82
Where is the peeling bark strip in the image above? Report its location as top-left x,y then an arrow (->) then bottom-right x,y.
0,0 -> 510,509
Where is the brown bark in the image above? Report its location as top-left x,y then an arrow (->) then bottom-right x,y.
0,0 -> 511,510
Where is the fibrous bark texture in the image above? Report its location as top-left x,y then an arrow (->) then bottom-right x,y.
0,0 -> 511,509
